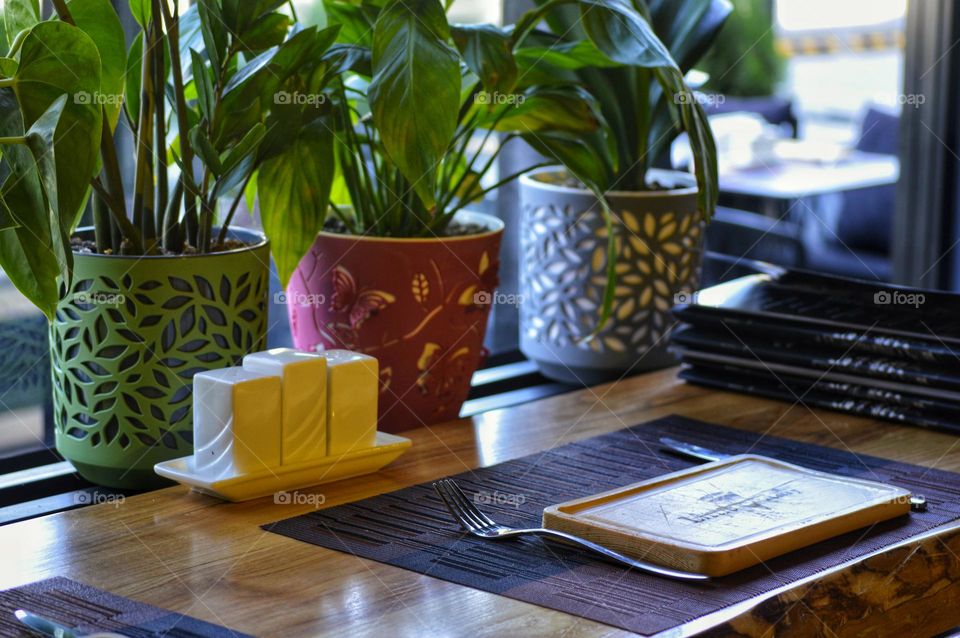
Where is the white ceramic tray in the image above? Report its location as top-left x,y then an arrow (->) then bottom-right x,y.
155,432 -> 411,501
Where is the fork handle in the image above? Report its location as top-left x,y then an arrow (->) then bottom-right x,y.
526,528 -> 710,581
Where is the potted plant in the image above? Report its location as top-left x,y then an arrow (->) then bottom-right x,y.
0,0 -> 342,487
286,0 -> 608,431
514,0 -> 732,384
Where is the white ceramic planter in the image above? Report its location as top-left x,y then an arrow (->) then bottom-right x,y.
518,168 -> 704,385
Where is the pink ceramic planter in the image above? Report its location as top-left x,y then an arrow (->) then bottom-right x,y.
286,212 -> 504,432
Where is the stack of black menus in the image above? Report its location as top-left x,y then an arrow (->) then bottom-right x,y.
670,267 -> 960,433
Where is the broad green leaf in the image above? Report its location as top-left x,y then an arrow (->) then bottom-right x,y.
369,0 -> 459,209
521,129 -> 611,191
323,1 -> 378,46
481,85 -> 603,134
514,39 -> 620,73
450,23 -> 517,94
68,0 -> 126,129
23,94 -> 70,279
647,0 -> 732,72
258,117 -> 334,285
578,0 -> 676,68
237,13 -> 291,53
12,21 -> 102,232
3,0 -> 39,50
0,86 -> 61,318
0,196 -> 17,231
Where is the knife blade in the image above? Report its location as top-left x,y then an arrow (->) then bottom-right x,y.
14,609 -> 80,638
659,437 -> 732,463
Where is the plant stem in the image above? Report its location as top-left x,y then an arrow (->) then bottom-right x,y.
91,178 -> 144,253
91,193 -> 111,253
152,0 -> 168,245
162,175 -> 183,252
159,0 -> 199,249
132,21 -> 157,245
0,136 -> 25,144
216,171 -> 253,246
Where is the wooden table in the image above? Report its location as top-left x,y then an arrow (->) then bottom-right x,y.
2,368 -> 959,637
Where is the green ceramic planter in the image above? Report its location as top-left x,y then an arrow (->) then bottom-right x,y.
50,228 -> 269,489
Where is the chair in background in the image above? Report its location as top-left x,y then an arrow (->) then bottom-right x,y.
799,106 -> 898,282
701,206 -> 803,287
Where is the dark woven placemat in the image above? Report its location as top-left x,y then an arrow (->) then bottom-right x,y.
263,415 -> 960,636
0,577 -> 252,637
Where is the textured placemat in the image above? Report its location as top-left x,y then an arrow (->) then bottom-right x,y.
263,415 -> 960,636
0,577 -> 252,637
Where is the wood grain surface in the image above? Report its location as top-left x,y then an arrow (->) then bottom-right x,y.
1,368 -> 958,637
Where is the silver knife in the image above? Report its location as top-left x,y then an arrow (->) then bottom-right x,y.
658,437 -> 928,512
659,437 -> 732,463
14,609 -> 80,638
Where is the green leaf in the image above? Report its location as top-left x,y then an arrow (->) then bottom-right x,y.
220,122 -> 266,175
323,1 -> 378,46
369,0 -> 459,209
23,94 -> 71,280
191,49 -> 215,121
482,84 -> 604,135
128,0 -> 151,29
3,0 -> 39,50
197,0 -> 226,72
258,118 -> 334,285
0,86 -> 61,318
12,21 -> 102,232
521,129 -> 611,192
124,32 -> 142,127
451,23 -> 517,94
578,0 -> 676,68
647,0 -> 732,73
236,12 -> 291,53
514,39 -> 620,73
0,196 -> 18,231
189,126 -> 223,175
68,0 -> 126,130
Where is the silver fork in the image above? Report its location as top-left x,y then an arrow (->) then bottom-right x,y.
432,478 -> 709,582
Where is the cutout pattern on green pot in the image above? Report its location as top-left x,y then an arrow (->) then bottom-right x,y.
50,232 -> 269,488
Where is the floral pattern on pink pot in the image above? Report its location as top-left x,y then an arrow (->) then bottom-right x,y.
287,211 -> 504,432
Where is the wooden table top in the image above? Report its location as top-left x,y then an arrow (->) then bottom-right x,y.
1,368 -> 959,637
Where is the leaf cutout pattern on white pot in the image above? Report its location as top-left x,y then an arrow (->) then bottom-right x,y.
521,203 -> 703,353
